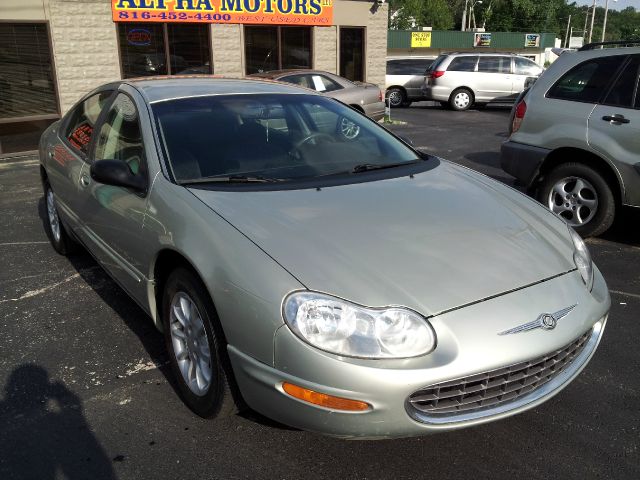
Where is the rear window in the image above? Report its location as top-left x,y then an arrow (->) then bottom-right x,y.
547,55 -> 627,103
427,55 -> 448,72
447,56 -> 478,72
386,59 -> 433,75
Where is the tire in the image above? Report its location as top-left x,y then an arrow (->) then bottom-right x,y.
401,99 -> 412,107
537,162 -> 615,237
386,88 -> 406,108
43,182 -> 76,256
449,88 -> 474,111
162,267 -> 238,418
439,101 -> 450,109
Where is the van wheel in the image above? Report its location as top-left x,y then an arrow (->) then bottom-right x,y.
439,101 -> 450,109
162,268 -> 238,418
386,88 -> 405,108
537,163 -> 615,237
401,99 -> 412,107
449,88 -> 474,111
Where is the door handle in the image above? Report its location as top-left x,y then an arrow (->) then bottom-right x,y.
602,114 -> 630,124
80,174 -> 91,187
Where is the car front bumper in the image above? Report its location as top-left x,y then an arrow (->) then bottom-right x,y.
500,140 -> 551,188
228,269 -> 610,439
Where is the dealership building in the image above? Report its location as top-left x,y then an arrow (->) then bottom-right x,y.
0,0 -> 388,155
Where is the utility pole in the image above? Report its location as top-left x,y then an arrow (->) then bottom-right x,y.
583,6 -> 589,38
588,0 -> 597,43
601,0 -> 614,42
564,15 -> 572,49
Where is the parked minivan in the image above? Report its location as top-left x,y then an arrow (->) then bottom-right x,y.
385,56 -> 435,107
423,53 -> 543,110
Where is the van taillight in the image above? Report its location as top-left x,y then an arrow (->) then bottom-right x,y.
378,89 -> 383,102
430,70 -> 445,79
512,99 -> 527,133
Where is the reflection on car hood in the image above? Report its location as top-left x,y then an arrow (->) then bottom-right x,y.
189,161 -> 575,316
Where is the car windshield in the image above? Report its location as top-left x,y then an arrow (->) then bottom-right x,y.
152,93 -> 419,183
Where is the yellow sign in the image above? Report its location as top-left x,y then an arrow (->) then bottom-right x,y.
411,31 -> 432,48
112,0 -> 334,26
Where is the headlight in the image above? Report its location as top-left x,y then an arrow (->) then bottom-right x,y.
569,227 -> 594,291
282,292 -> 436,359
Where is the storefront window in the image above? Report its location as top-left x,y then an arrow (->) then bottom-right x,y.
340,27 -> 365,82
0,22 -> 59,155
118,23 -> 211,78
245,26 -> 311,75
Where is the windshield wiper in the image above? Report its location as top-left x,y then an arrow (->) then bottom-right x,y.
351,159 -> 422,173
180,174 -> 282,185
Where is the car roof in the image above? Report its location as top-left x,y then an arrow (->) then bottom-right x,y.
251,69 -> 334,78
444,52 -> 514,57
123,76 -> 316,103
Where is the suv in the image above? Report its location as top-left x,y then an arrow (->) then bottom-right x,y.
385,57 -> 434,107
423,53 -> 543,110
501,42 -> 640,237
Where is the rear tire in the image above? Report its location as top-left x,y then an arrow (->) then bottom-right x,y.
537,162 -> 615,237
401,99 -> 412,107
439,101 -> 450,109
162,267 -> 238,418
43,182 -> 76,256
386,88 -> 406,108
449,88 -> 474,111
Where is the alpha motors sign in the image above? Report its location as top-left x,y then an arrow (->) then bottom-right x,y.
112,0 -> 334,26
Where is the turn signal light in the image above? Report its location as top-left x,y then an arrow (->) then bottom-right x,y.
282,382 -> 370,411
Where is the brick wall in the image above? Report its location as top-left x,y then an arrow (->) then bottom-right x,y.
211,24 -> 243,78
47,0 -> 121,114
314,26 -> 337,74
365,3 -> 388,88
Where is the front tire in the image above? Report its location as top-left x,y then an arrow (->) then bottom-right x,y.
537,162 -> 615,237
449,88 -> 474,111
162,268 -> 237,418
43,182 -> 76,255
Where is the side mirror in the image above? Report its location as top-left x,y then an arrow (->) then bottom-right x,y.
90,159 -> 146,193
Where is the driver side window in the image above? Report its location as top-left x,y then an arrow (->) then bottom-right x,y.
94,93 -> 146,176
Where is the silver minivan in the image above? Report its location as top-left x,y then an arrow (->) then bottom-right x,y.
385,56 -> 435,107
423,53 -> 543,110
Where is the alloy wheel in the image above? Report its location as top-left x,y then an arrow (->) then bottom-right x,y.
547,176 -> 598,227
388,90 -> 403,107
169,292 -> 213,396
340,117 -> 360,140
46,189 -> 61,243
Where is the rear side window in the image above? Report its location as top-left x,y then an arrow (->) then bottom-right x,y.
427,55 -> 448,73
603,56 -> 640,108
478,56 -> 511,73
547,56 -> 626,103
64,91 -> 112,156
387,59 -> 433,75
447,56 -> 478,72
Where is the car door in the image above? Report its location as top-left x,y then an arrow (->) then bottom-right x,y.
588,54 -> 640,205
475,56 -> 513,102
77,91 -> 152,303
45,90 -> 113,232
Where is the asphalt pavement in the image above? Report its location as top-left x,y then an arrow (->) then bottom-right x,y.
0,104 -> 638,479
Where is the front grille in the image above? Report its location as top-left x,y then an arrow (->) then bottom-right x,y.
409,330 -> 591,416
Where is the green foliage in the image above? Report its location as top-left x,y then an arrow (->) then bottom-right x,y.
389,0 -> 640,43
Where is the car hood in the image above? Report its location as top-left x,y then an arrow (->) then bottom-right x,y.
189,161 -> 576,316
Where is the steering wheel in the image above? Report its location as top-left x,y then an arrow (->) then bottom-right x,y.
293,132 -> 335,149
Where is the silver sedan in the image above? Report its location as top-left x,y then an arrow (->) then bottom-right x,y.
250,69 -> 385,121
39,77 -> 609,439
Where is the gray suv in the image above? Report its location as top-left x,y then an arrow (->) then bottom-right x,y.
423,53 -> 543,110
501,42 -> 640,237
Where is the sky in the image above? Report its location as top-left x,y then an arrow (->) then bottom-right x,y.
573,0 -> 638,11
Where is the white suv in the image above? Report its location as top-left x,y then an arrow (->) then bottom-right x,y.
422,53 -> 543,110
501,42 -> 640,237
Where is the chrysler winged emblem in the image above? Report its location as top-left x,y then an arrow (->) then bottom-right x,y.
498,305 -> 577,336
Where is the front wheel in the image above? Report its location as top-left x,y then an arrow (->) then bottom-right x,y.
449,88 -> 474,111
162,268 -> 238,418
43,182 -> 76,255
537,162 -> 615,237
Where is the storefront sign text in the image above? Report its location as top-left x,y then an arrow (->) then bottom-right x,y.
127,28 -> 152,45
410,31 -> 431,48
112,0 -> 334,26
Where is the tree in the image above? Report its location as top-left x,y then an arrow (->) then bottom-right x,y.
389,0 -> 455,30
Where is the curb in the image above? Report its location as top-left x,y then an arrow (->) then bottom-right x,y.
0,151 -> 39,164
